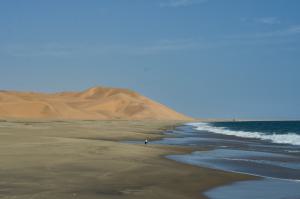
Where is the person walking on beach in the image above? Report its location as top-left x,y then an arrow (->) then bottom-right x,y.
145,138 -> 148,144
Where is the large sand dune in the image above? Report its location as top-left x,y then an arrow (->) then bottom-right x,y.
0,87 -> 191,120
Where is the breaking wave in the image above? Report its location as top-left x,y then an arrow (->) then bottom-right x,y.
187,122 -> 300,146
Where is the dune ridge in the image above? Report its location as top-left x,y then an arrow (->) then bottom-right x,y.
0,86 -> 192,120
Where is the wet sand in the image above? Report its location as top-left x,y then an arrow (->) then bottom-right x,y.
0,120 -> 253,199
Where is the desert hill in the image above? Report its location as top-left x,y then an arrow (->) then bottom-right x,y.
0,86 -> 192,120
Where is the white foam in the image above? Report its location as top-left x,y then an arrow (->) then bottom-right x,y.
187,122 -> 300,146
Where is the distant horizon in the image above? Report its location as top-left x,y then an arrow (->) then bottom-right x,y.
1,0 -> 300,120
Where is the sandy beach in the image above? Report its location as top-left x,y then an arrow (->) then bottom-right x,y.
1,0 -> 299,198
0,120 -> 254,199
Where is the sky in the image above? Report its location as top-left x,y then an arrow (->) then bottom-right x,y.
0,0 -> 300,120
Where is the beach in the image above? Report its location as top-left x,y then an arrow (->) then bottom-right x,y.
152,122 -> 300,199
1,0 -> 299,198
0,120 -> 252,199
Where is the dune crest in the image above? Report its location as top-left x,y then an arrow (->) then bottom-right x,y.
0,86 -> 192,120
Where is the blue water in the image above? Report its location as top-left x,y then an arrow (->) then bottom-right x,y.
211,121 -> 300,135
147,121 -> 300,199
189,121 -> 300,145
205,179 -> 300,199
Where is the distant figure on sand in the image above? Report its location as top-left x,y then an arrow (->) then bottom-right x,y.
145,139 -> 148,144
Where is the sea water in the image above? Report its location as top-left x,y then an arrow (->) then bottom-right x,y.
151,121 -> 300,199
190,121 -> 300,146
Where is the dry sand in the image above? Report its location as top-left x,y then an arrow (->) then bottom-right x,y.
0,87 -> 191,120
0,120 -> 254,199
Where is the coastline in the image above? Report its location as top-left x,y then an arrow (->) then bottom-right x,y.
0,120 -> 255,199
158,121 -> 300,199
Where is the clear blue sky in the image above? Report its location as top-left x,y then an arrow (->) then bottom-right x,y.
1,0 -> 300,120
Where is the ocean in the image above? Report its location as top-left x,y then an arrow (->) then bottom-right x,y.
191,121 -> 300,146
150,121 -> 300,199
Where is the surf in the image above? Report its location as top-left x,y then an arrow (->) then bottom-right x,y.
187,122 -> 300,146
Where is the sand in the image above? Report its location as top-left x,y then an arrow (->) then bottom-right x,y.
0,120 -> 254,199
0,87 -> 192,120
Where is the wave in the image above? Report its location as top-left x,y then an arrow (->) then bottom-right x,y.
187,122 -> 300,146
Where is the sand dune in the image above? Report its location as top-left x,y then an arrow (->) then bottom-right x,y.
0,87 -> 192,120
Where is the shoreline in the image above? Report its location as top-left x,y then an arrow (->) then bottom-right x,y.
145,122 -> 259,198
0,120 -> 255,199
157,122 -> 300,199
103,120 -> 259,197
